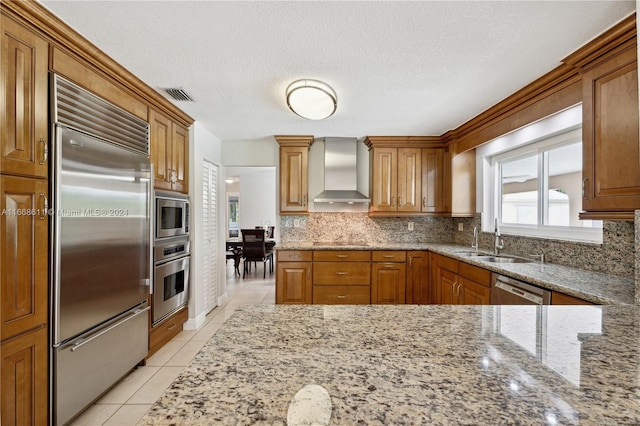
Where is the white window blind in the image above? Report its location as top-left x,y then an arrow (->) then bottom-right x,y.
202,159 -> 218,314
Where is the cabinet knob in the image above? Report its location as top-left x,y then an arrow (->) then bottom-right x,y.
39,193 -> 48,220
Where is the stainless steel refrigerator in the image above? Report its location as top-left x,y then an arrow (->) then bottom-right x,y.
51,76 -> 152,425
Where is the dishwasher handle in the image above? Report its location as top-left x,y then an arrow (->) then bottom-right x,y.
494,280 -> 544,305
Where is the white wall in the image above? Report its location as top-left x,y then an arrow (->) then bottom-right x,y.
222,136 -> 278,166
186,122 -> 225,330
237,169 -> 277,230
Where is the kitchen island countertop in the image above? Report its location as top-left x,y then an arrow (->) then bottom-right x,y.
275,242 -> 635,305
139,304 -> 639,425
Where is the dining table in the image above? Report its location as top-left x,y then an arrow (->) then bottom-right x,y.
226,238 -> 276,276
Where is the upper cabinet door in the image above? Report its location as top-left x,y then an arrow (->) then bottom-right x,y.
371,147 -> 397,212
279,146 -> 309,213
1,16 -> 48,179
582,45 -> 640,218
421,148 -> 444,213
149,109 -> 172,191
171,123 -> 189,194
397,148 -> 421,212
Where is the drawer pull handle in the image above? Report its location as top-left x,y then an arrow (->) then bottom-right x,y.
336,255 -> 348,258
336,295 -> 347,299
336,272 -> 348,275
383,255 -> 395,258
167,323 -> 177,331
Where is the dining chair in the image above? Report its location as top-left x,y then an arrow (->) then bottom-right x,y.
241,229 -> 273,278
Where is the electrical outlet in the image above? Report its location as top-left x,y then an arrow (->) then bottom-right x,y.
408,222 -> 414,231
458,223 -> 464,232
293,219 -> 300,228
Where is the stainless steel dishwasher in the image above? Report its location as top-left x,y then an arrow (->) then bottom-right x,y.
490,273 -> 551,305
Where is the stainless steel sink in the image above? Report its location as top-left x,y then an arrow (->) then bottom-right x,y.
477,256 -> 531,264
455,251 -> 490,257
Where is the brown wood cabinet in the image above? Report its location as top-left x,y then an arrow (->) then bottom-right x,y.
148,306 -> 188,358
371,251 -> 406,304
276,250 -> 313,304
431,254 -> 490,305
149,108 -> 189,193
1,176 -> 48,341
1,15 -> 49,179
1,15 -> 49,425
312,250 -> 371,304
370,147 -> 421,213
442,145 -> 476,217
276,136 -> 314,215
552,291 -> 595,305
580,42 -> 640,220
406,251 -> 430,304
1,326 -> 48,426
421,149 -> 444,213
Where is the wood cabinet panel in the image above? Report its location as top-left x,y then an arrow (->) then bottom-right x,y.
51,46 -> 147,120
421,148 -> 444,213
313,285 -> 370,304
435,267 -> 458,304
1,326 -> 48,426
406,251 -> 429,304
277,250 -> 312,262
582,45 -> 640,216
370,147 -> 397,211
313,250 -> 371,262
435,253 -> 458,274
313,262 -> 371,285
279,147 -> 309,213
149,108 -> 172,190
458,262 -> 491,287
1,16 -> 48,179
552,291 -> 595,305
460,278 -> 490,305
371,262 -> 406,304
171,122 -> 189,193
397,148 -> 421,212
276,261 -> 312,304
149,109 -> 189,193
1,176 -> 48,341
148,307 -> 187,358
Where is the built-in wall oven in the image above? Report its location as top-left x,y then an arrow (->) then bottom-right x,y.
153,236 -> 190,325
153,191 -> 190,325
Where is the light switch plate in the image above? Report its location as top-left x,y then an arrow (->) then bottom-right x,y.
408,222 -> 414,231
458,223 -> 464,231
293,219 -> 300,228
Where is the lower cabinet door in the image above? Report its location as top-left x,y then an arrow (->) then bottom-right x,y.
1,326 -> 48,426
460,278 -> 490,305
435,267 -> 459,304
371,263 -> 406,304
276,262 -> 312,304
313,285 -> 370,304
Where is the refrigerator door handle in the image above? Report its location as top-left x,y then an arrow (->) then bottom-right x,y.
70,306 -> 150,352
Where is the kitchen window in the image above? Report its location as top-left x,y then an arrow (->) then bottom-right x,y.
478,105 -> 603,243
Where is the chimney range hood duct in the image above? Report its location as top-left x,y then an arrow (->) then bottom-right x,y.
314,137 -> 370,203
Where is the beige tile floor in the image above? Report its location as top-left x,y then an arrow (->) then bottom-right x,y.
69,262 -> 275,426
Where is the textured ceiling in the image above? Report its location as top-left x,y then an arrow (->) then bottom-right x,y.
40,1 -> 635,144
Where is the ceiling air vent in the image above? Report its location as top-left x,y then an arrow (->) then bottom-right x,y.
162,87 -> 195,102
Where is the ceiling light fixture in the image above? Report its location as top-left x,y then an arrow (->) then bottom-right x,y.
286,79 -> 337,120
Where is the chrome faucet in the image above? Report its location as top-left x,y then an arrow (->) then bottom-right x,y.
471,227 -> 479,253
494,218 -> 504,255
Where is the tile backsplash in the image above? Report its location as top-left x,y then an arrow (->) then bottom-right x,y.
280,212 -> 635,279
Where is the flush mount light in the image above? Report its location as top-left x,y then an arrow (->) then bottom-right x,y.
286,79 -> 337,120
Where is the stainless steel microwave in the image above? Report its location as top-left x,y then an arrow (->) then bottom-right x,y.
155,192 -> 190,239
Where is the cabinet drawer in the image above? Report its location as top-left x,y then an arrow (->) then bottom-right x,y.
459,262 -> 491,287
148,307 -> 187,357
372,251 -> 406,262
278,250 -> 312,262
313,250 -> 371,262
313,263 -> 371,285
435,254 -> 458,273
313,285 -> 370,304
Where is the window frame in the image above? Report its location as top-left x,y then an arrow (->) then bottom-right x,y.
480,116 -> 603,244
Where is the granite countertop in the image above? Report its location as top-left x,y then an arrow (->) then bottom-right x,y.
275,242 -> 635,305
139,305 -> 640,425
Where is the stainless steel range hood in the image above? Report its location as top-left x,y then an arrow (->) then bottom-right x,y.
314,137 -> 370,203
